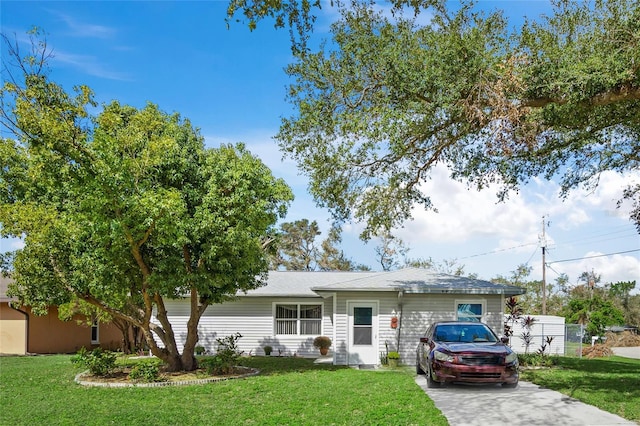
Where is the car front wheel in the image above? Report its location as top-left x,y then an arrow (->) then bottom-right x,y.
426,364 -> 440,388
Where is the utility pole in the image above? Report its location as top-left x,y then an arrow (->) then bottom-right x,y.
540,216 -> 547,315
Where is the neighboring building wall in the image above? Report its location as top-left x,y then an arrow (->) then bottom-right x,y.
507,315 -> 566,355
159,296 -> 334,358
0,303 -> 27,355
27,306 -> 121,354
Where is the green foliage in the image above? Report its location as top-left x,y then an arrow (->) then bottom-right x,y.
387,351 -> 400,360
564,294 -> 625,336
271,218 -> 320,270
1,33 -> 293,371
518,353 -> 558,368
269,0 -> 640,238
270,219 -> 368,271
201,333 -> 244,375
128,360 -> 162,383
70,347 -> 117,376
263,345 -> 273,355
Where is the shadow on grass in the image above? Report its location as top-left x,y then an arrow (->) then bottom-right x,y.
238,356 -> 348,376
521,355 -> 640,409
553,355 -> 640,374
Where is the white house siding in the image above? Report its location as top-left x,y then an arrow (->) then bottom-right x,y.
398,293 -> 505,365
155,296 -> 334,358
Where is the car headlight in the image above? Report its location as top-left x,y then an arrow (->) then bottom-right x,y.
434,350 -> 454,362
505,352 -> 518,364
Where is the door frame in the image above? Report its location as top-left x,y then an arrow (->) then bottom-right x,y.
346,300 -> 379,365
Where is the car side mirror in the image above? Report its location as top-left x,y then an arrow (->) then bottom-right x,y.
500,336 -> 509,344
420,337 -> 429,344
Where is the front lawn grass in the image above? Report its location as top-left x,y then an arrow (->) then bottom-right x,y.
0,355 -> 447,425
520,355 -> 640,422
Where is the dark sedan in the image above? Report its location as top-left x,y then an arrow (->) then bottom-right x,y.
416,321 -> 518,387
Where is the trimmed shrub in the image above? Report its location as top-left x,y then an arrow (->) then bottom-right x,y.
128,360 -> 161,382
71,347 -> 117,376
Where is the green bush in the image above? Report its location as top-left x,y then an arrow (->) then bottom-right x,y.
71,347 -> 117,376
128,360 -> 161,383
387,351 -> 400,360
518,353 -> 558,367
201,333 -> 243,375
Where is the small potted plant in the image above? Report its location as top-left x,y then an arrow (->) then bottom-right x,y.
263,345 -> 273,356
194,345 -> 206,356
387,351 -> 400,367
313,336 -> 332,356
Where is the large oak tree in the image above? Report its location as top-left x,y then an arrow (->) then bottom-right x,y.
0,32 -> 293,371
230,0 -> 640,238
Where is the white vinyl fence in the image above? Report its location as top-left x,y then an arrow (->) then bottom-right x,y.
505,315 -> 589,357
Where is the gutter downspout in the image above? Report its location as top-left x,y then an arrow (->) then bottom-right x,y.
331,292 -> 337,365
396,290 -> 403,355
9,301 -> 29,354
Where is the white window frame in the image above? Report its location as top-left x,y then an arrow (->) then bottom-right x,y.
455,299 -> 486,322
273,302 -> 323,336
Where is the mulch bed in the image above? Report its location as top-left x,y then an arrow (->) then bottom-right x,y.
76,365 -> 258,387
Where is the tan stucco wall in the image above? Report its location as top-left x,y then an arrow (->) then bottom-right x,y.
27,306 -> 122,354
0,303 -> 27,354
0,303 -> 122,354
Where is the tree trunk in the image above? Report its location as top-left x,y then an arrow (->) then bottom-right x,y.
142,295 -> 200,372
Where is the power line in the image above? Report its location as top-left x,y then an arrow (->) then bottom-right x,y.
457,242 -> 538,260
546,248 -> 640,265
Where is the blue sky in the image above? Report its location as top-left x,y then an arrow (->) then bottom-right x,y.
1,1 -> 639,290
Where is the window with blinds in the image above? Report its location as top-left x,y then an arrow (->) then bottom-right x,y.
275,304 -> 322,335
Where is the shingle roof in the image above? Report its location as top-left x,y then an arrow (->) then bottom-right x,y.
245,268 -> 525,297
244,270 -> 380,297
311,268 -> 525,295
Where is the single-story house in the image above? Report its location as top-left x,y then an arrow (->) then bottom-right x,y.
157,268 -> 525,366
0,276 -> 121,355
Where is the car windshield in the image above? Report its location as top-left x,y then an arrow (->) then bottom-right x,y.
433,324 -> 498,343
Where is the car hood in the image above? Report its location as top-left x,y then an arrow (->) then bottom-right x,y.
439,342 -> 511,354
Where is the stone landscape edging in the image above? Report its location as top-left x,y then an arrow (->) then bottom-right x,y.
74,366 -> 260,388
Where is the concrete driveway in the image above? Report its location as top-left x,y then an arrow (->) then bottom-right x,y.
415,377 -> 635,426
612,347 -> 640,359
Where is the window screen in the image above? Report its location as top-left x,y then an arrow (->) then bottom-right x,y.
275,304 -> 322,335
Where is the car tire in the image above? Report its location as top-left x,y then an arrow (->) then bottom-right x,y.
426,365 -> 440,388
502,381 -> 518,388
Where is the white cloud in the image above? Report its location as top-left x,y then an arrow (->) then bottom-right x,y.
396,165 -> 539,244
50,10 -> 116,39
53,50 -> 132,81
549,251 -> 640,286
